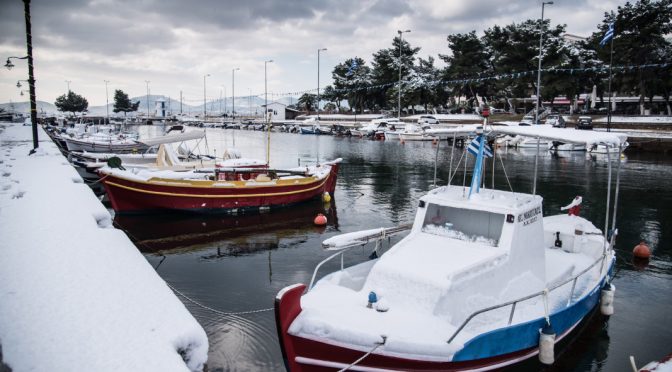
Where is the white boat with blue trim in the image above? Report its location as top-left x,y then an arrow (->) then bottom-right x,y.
275,123 -> 626,371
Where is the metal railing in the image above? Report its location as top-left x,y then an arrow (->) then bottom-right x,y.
308,224 -> 412,291
447,247 -> 613,344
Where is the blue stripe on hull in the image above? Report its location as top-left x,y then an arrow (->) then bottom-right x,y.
453,258 -> 614,361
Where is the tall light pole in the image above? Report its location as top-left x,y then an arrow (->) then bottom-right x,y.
317,48 -> 327,119
535,1 -> 553,125
203,74 -> 210,119
104,80 -> 110,123
264,59 -> 273,165
144,80 -> 150,118
264,60 -> 273,123
397,29 -> 411,119
4,1 -> 38,152
232,67 -> 240,121
65,80 -> 71,93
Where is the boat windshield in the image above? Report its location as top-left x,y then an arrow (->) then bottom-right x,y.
421,203 -> 504,247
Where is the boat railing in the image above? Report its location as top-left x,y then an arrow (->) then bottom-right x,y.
308,224 -> 412,291
447,247 -> 613,344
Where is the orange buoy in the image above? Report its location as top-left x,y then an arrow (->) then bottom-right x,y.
633,241 -> 651,259
314,213 -> 327,226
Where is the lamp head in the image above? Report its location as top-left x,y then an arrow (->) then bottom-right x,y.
544,1 -> 553,4
5,59 -> 14,70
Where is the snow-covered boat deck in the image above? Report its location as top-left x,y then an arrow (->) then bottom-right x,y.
0,123 -> 208,371
290,184 -> 608,362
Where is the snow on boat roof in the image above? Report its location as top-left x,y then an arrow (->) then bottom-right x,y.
491,126 -> 627,147
0,123 -> 208,371
424,185 -> 540,213
427,124 -> 627,148
139,130 -> 206,147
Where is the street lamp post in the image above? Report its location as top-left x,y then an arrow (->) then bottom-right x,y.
232,68 -> 240,121
104,80 -> 110,124
144,80 -> 150,119
65,80 -> 71,92
203,74 -> 210,120
317,48 -> 327,119
264,59 -> 273,165
535,2 -> 553,125
397,29 -> 411,119
264,60 -> 273,123
4,1 -> 38,152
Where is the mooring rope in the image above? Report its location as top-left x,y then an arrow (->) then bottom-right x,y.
111,220 -> 274,317
167,282 -> 274,316
338,336 -> 387,372
82,173 -> 110,185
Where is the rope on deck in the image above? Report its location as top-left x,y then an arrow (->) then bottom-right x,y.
338,336 -> 387,372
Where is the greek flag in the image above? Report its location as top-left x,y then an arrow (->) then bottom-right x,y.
346,60 -> 359,76
467,136 -> 493,158
600,23 -> 614,47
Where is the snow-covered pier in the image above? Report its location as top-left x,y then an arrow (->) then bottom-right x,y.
0,122 -> 208,371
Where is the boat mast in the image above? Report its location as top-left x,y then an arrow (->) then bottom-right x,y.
603,145 -> 613,250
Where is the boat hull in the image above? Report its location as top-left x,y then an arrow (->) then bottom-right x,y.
100,163 -> 340,214
275,259 -> 614,371
64,137 -> 149,153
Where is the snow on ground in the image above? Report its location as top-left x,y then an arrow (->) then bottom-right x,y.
0,123 -> 208,371
594,116 -> 672,123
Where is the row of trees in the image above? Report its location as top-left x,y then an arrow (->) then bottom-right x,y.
54,90 -> 139,117
305,0 -> 671,115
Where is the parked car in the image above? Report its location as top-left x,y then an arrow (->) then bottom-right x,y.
546,114 -> 566,128
417,115 -> 439,125
519,115 -> 535,126
575,116 -> 593,130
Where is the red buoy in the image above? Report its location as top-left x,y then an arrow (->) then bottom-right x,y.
314,213 -> 327,226
633,241 -> 651,259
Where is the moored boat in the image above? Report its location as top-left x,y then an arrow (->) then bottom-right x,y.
99,158 -> 341,214
275,124 -> 626,371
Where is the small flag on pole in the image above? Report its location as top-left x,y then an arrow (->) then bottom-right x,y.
346,60 -> 359,76
467,136 -> 493,158
600,23 -> 614,47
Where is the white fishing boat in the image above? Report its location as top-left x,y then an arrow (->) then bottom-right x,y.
275,124 -> 626,371
548,141 -> 587,152
588,141 -> 629,154
397,123 -> 435,142
70,130 -> 265,181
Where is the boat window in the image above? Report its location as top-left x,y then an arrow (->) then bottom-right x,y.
421,203 -> 504,247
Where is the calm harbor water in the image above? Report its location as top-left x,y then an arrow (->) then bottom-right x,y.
115,126 -> 671,372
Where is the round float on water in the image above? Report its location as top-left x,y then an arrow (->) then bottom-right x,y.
633,241 -> 651,259
314,213 -> 327,226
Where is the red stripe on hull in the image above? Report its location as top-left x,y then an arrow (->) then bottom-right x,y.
102,163 -> 339,213
275,284 -> 538,372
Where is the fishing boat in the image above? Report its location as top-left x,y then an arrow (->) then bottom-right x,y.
275,124 -> 626,371
98,158 -> 341,214
397,123 -> 435,142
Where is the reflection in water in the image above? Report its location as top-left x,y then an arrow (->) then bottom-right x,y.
114,199 -> 338,253
118,128 -> 671,371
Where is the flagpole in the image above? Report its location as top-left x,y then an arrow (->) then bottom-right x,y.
606,34 -> 614,132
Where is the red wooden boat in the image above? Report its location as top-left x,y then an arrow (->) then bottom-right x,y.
98,158 -> 341,214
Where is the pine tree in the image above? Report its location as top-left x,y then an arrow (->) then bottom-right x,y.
113,89 -> 140,118
54,91 -> 88,116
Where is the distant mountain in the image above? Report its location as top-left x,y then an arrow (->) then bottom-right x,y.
0,101 -> 57,115
0,94 -> 302,116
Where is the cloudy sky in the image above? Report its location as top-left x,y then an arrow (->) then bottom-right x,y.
0,0 -> 627,107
